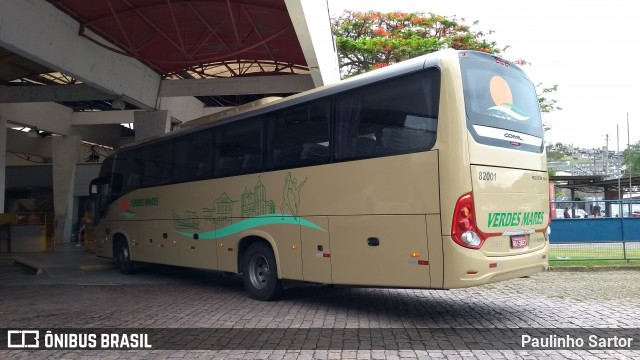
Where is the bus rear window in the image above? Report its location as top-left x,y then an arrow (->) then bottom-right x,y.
460,52 -> 543,152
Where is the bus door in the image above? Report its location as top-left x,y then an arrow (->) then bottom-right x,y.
89,175 -> 111,257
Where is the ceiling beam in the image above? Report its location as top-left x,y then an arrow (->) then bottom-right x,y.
0,0 -> 160,110
284,0 -> 340,86
0,102 -> 72,135
0,84 -> 115,103
158,74 -> 315,97
71,110 -> 137,125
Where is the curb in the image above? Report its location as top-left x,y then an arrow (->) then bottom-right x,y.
549,265 -> 640,272
10,256 -> 116,276
12,257 -> 45,275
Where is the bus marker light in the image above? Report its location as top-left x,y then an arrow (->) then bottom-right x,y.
489,263 -> 498,268
219,243 -> 224,247
410,252 -> 421,258
323,253 -> 331,258
467,271 -> 478,275
418,260 -> 429,265
291,245 -> 298,250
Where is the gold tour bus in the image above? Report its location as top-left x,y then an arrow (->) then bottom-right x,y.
90,49 -> 549,300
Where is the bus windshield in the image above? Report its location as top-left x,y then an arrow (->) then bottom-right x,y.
460,52 -> 543,153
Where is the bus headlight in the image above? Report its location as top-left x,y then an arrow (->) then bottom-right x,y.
461,231 -> 482,247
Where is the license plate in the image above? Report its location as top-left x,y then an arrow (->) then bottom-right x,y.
511,235 -> 527,248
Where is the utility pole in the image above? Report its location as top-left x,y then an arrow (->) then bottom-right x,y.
604,134 -> 610,176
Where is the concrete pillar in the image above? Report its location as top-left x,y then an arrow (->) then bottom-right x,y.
134,110 -> 170,142
52,134 -> 81,243
0,116 -> 6,212
284,0 -> 340,86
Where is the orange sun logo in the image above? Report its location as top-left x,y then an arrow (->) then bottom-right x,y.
487,76 -> 529,121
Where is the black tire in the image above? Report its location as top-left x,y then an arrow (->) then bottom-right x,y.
242,242 -> 282,301
115,240 -> 135,274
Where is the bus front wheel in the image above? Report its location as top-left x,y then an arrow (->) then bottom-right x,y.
242,242 -> 282,301
115,240 -> 135,274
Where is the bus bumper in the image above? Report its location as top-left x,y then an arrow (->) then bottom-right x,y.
442,236 -> 549,289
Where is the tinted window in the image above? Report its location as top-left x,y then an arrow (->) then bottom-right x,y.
141,141 -> 173,187
112,149 -> 141,200
335,68 -> 440,160
98,156 -> 115,178
267,99 -> 330,170
216,117 -> 263,177
174,129 -> 215,182
460,52 -> 543,152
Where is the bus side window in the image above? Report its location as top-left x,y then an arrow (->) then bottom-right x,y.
354,136 -> 377,157
111,149 -> 141,199
377,117 -> 437,154
267,99 -> 330,169
335,67 -> 440,160
216,117 -> 263,177
241,154 -> 262,172
172,129 -> 215,182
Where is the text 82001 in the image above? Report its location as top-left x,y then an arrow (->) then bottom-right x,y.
478,172 -> 496,181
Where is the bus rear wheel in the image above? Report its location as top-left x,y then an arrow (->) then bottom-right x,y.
115,240 -> 135,274
242,242 -> 282,301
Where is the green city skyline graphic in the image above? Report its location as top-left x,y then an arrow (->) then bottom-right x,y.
172,172 -> 319,238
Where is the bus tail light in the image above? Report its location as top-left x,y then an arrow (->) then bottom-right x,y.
451,193 -> 486,249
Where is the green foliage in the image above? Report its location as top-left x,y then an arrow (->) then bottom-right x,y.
622,141 -> 640,176
546,143 -> 569,162
538,84 -> 562,114
332,11 -> 500,78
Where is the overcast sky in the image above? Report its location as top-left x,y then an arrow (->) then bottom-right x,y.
326,0 -> 638,150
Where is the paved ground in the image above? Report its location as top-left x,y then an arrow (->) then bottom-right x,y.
0,247 -> 639,359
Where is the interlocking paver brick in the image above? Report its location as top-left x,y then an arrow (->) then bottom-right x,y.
1,266 -> 640,358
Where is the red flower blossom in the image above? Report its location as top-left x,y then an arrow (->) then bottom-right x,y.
373,27 -> 389,36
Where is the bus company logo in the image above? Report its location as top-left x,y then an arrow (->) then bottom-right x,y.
119,197 -> 159,218
119,197 -> 136,218
487,75 -> 530,121
488,211 -> 545,228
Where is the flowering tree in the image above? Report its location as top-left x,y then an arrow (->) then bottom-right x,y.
332,11 -> 500,77
331,10 -> 560,117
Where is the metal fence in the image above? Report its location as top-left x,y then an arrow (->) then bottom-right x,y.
549,199 -> 640,261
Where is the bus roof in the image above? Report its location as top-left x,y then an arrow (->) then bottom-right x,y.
119,49 -> 502,152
